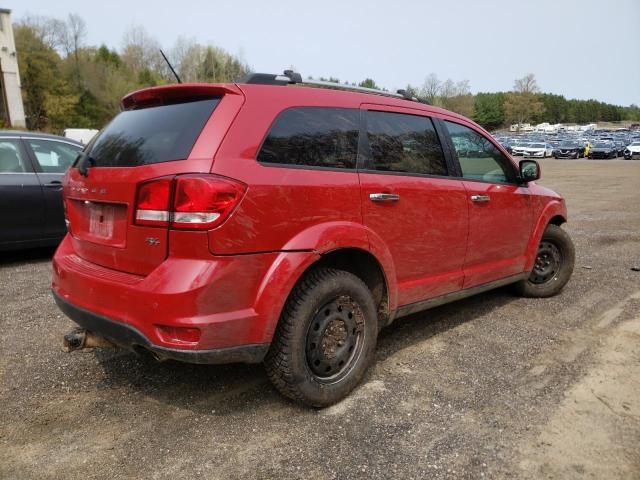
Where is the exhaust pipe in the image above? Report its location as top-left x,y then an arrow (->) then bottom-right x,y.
63,328 -> 116,352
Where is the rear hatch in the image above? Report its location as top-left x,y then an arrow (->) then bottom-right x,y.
64,84 -> 244,275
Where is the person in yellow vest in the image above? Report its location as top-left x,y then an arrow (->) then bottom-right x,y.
584,142 -> 591,158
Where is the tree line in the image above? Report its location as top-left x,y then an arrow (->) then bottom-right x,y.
14,13 -> 640,134
15,14 -> 250,132
316,73 -> 639,130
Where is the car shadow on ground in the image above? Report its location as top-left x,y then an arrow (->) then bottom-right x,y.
91,287 -> 517,414
0,246 -> 57,267
376,287 -> 516,362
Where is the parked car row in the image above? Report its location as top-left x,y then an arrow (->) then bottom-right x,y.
494,128 -> 640,160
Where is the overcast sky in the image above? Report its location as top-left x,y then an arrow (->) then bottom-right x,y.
11,0 -> 640,106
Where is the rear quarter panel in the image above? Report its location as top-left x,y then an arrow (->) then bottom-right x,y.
207,85 -> 365,255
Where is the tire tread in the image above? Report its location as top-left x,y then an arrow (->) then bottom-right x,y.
264,268 -> 371,404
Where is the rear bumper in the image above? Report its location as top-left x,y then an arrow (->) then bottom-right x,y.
53,291 -> 269,364
52,234 -> 317,361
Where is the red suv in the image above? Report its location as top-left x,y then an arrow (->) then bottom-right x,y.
53,71 -> 575,407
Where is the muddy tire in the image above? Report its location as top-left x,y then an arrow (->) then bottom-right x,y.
264,268 -> 378,407
514,224 -> 575,298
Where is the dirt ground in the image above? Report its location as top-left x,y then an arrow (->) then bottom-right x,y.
1,159 -> 639,480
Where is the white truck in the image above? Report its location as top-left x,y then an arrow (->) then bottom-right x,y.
63,128 -> 98,145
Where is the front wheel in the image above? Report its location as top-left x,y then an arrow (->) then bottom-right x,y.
513,224 -> 575,298
264,268 -> 378,407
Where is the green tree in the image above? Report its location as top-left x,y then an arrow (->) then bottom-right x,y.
538,93 -> 567,124
358,78 -> 379,89
15,24 -> 78,130
473,92 -> 505,130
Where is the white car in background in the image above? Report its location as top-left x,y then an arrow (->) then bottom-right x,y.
511,142 -> 531,156
624,141 -> 640,160
523,142 -> 554,158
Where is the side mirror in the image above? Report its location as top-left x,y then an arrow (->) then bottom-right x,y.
519,159 -> 541,182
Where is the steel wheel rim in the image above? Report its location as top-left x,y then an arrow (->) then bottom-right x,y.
530,240 -> 563,284
305,295 -> 365,383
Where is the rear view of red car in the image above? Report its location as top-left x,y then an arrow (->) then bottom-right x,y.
53,72 -> 575,407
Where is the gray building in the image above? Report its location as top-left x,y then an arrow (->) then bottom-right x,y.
0,8 -> 26,128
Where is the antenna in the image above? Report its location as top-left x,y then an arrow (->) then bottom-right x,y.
160,49 -> 182,84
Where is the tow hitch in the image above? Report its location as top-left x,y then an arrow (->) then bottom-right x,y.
62,328 -> 116,352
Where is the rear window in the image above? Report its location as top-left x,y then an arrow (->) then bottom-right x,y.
86,98 -> 219,167
257,107 -> 359,169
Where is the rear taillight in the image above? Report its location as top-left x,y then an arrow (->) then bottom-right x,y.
135,177 -> 172,227
134,175 -> 245,230
173,175 -> 245,229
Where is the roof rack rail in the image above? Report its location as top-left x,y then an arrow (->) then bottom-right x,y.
239,70 -> 431,105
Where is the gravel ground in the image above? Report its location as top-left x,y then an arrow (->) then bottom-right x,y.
1,159 -> 639,479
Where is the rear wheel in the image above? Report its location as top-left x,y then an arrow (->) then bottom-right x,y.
264,268 -> 378,407
513,224 -> 575,298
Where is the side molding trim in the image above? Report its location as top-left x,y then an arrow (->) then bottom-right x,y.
393,272 -> 529,320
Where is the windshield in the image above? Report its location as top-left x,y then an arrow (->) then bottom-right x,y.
85,98 -> 220,167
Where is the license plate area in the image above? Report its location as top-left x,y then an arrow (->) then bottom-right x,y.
89,203 -> 116,239
69,199 -> 128,247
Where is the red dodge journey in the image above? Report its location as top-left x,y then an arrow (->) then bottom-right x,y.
53,71 -> 575,406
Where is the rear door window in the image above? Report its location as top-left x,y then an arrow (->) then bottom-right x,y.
86,98 -> 220,167
257,107 -> 359,169
25,139 -> 82,173
364,110 -> 447,176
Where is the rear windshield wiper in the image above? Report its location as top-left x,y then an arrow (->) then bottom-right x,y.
76,152 -> 96,177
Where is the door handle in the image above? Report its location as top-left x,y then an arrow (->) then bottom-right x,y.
470,194 -> 490,203
44,180 -> 62,188
369,193 -> 400,202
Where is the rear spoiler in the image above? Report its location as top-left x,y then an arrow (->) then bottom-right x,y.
120,83 -> 243,110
